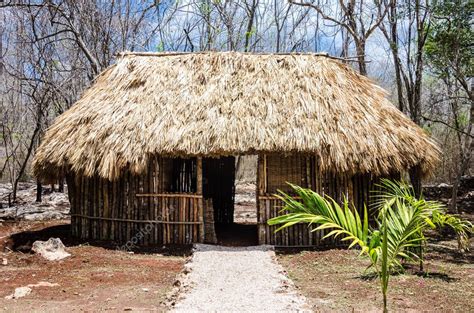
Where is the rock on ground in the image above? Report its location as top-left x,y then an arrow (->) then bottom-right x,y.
32,238 -> 71,261
4,282 -> 59,300
170,244 -> 308,312
5,287 -> 32,299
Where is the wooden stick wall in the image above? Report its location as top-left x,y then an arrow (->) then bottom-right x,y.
257,154 -> 382,247
67,156 -> 203,246
66,153 -> 387,248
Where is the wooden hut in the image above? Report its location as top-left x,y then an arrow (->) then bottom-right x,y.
33,52 -> 440,247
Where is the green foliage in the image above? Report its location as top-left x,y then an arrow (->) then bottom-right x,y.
245,26 -> 257,39
199,2 -> 212,15
425,0 -> 473,79
374,179 -> 471,251
156,42 -> 165,52
381,206 -> 389,312
422,123 -> 434,135
456,111 -> 469,128
272,185 -> 371,255
268,179 -> 472,310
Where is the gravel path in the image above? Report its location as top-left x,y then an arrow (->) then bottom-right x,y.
171,244 -> 308,312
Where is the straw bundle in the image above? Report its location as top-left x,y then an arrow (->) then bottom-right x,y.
33,52 -> 440,182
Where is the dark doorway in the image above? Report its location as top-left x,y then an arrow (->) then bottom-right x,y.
214,223 -> 258,246
203,157 -> 236,224
203,157 -> 258,246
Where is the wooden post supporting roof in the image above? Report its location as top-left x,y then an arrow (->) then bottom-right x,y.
197,157 -> 205,242
257,154 -> 266,245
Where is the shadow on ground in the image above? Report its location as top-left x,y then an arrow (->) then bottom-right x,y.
5,223 -> 192,256
356,268 -> 458,283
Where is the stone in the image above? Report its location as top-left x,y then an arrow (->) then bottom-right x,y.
5,287 -> 32,299
32,238 -> 70,261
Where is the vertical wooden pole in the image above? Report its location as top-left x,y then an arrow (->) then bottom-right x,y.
75,174 -> 81,238
158,158 -> 163,244
115,178 -> 120,242
127,171 -> 133,244
257,154 -> 267,245
142,170 -> 148,246
91,176 -> 96,240
197,157 -> 204,242
66,174 -> 74,237
306,156 -> 312,189
192,198 -> 196,242
134,175 -> 140,245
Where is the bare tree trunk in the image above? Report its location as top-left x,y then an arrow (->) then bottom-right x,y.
354,39 -> 367,75
244,0 -> 257,52
387,0 -> 405,112
340,25 -> 350,59
451,89 -> 473,213
409,165 -> 422,197
58,178 -> 64,193
36,180 -> 42,203
204,0 -> 212,50
451,172 -> 461,213
412,0 -> 426,126
12,112 -> 42,202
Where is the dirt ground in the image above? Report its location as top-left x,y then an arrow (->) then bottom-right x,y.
278,239 -> 474,312
0,181 -> 472,311
0,220 -> 186,312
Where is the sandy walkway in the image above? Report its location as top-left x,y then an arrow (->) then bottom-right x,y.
171,244 -> 308,312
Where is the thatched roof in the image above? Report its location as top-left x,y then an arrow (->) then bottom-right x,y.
33,51 -> 440,181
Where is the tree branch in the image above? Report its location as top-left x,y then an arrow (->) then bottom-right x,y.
422,116 -> 474,138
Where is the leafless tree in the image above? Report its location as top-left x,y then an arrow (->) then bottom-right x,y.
0,0 -> 470,207
0,0 -> 176,203
288,0 -> 388,75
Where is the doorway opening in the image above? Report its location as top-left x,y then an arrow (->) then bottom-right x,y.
202,156 -> 258,246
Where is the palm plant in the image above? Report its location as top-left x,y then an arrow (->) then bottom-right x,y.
268,179 -> 472,312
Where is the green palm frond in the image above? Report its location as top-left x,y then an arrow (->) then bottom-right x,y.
269,180 -> 472,270
381,200 -> 426,268
268,180 -> 472,312
374,179 -> 473,253
431,210 -> 473,250
268,184 -> 371,254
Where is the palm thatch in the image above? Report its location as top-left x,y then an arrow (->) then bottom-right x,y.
33,51 -> 440,182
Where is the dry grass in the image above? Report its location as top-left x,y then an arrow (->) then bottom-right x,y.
33,52 -> 440,182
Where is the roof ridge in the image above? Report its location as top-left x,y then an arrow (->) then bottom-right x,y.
115,51 -> 361,62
